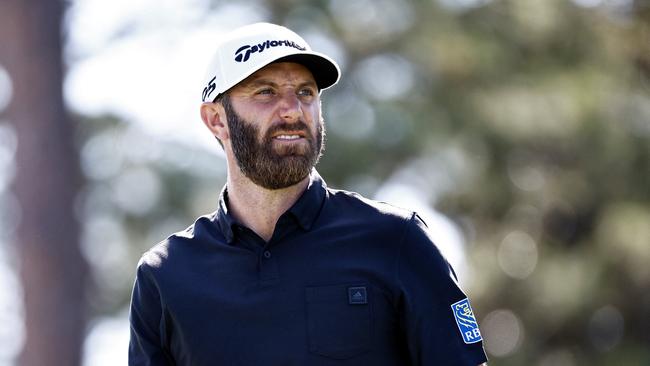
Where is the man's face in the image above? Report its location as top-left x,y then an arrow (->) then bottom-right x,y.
222,62 -> 325,190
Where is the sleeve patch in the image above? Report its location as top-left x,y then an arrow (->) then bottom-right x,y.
451,298 -> 483,344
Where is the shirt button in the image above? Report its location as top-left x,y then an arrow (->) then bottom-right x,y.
263,250 -> 272,259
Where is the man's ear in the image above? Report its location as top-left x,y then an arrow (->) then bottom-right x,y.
200,102 -> 229,141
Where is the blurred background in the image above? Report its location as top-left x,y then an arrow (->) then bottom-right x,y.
0,0 -> 649,365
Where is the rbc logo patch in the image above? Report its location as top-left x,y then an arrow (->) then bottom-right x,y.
451,298 -> 482,344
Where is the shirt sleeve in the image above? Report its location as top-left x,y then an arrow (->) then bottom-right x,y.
397,213 -> 488,366
129,261 -> 175,366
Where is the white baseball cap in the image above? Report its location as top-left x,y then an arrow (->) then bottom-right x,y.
201,22 -> 341,103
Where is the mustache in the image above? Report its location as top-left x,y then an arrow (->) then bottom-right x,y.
265,121 -> 310,138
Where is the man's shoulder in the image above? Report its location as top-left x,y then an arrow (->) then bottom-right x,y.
137,212 -> 217,270
138,239 -> 171,271
326,187 -> 415,222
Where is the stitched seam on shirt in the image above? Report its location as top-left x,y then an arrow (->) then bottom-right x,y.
394,212 -> 417,309
395,212 -> 421,364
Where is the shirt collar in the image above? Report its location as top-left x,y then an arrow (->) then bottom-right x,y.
215,169 -> 327,244
286,169 -> 327,231
215,185 -> 237,244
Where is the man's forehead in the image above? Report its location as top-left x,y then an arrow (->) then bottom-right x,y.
239,62 -> 317,87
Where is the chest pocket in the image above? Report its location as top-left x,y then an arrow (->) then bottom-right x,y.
305,283 -> 372,359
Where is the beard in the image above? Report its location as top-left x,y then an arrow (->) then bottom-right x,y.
221,95 -> 325,190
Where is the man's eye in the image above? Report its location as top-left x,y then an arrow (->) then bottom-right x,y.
257,89 -> 274,95
298,88 -> 315,96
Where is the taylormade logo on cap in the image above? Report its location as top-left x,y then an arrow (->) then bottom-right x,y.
234,40 -> 307,63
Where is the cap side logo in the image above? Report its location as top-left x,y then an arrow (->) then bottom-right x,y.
451,298 -> 482,344
234,39 -> 306,63
202,76 -> 217,102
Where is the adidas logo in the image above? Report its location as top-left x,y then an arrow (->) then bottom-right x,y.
348,286 -> 367,305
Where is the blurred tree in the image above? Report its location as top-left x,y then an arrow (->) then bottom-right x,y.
0,0 -> 88,365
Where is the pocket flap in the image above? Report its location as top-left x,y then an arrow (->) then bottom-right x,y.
305,283 -> 372,359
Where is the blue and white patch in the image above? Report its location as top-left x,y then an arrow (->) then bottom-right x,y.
451,298 -> 483,344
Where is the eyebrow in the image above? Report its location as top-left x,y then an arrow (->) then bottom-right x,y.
242,78 -> 318,90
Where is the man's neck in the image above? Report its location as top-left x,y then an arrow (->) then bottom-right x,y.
226,170 -> 310,242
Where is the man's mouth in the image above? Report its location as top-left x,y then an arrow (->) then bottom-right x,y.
272,131 -> 306,141
267,121 -> 310,143
274,134 -> 302,140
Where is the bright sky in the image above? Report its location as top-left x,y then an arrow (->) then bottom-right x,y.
62,0 -> 617,149
64,0 -> 271,153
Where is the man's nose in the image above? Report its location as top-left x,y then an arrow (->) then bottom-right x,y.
278,92 -> 303,123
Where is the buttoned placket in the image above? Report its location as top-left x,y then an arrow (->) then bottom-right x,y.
232,224 -> 282,286
258,245 -> 279,285
220,177 -> 321,286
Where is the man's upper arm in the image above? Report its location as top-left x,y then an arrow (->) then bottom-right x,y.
397,213 -> 488,366
129,262 -> 173,365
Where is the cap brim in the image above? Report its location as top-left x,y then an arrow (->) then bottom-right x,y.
209,51 -> 340,102
273,52 -> 340,91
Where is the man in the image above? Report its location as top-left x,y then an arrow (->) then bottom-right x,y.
129,22 -> 488,366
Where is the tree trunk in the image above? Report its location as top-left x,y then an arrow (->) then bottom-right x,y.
0,1 -> 88,365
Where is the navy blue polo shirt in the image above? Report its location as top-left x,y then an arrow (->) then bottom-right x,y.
129,170 -> 488,365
